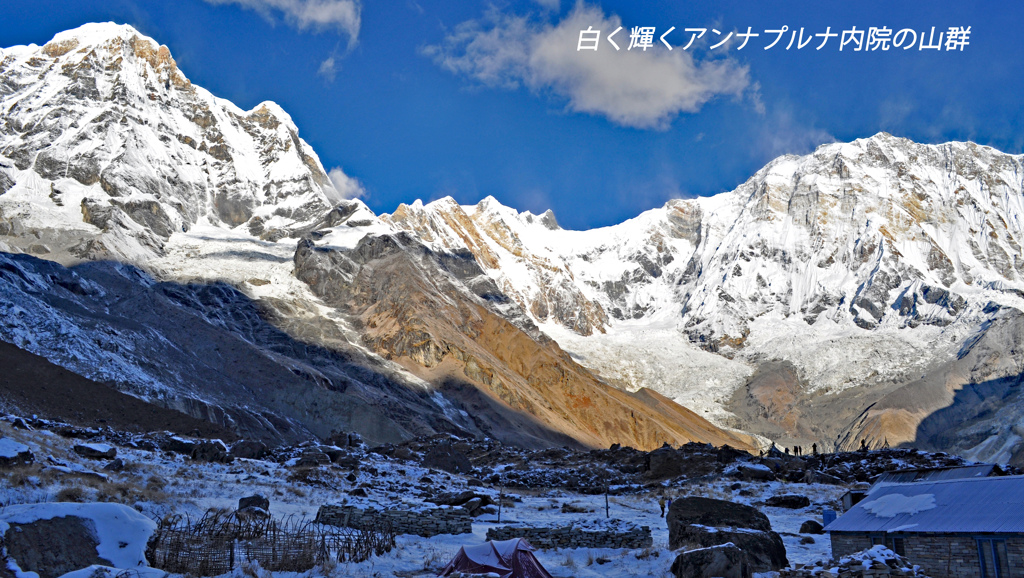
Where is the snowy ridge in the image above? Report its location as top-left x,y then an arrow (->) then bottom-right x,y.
0,22 -> 337,264
372,135 -> 1024,458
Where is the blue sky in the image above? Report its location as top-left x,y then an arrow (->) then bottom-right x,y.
2,1 -> 1021,229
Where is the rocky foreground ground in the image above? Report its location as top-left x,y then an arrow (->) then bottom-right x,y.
0,417 -> 1008,577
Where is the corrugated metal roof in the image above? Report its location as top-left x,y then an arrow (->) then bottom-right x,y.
825,474 -> 1024,534
874,464 -> 995,485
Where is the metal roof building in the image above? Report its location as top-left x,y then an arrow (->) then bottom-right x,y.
872,464 -> 998,486
826,475 -> 1024,578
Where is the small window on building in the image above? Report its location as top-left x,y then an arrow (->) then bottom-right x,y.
892,537 -> 905,557
977,538 -> 1009,578
871,535 -> 885,547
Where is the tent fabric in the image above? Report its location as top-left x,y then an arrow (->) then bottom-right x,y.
439,538 -> 553,578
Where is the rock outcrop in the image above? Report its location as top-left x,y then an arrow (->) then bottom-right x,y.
667,497 -> 788,572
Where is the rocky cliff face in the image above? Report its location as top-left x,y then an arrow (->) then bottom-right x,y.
0,24 -> 755,452
0,23 -> 333,263
372,135 -> 1024,463
292,207 -> 756,450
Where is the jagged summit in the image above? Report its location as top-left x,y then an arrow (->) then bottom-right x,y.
0,21 -> 335,262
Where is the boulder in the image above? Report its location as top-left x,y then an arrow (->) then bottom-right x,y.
294,447 -> 330,467
802,470 -> 843,485
735,463 -> 776,482
238,494 -> 270,512
102,458 -> 124,472
799,520 -> 824,534
766,494 -> 810,509
421,442 -> 472,474
646,446 -> 684,479
331,451 -> 361,469
393,446 -> 416,461
0,438 -> 34,467
190,441 -> 231,463
461,497 -> 485,515
146,432 -> 197,455
668,497 -> 772,534
668,497 -> 787,573
671,543 -> 751,578
72,443 -> 116,460
229,440 -> 269,460
0,503 -> 154,578
3,516 -> 105,578
430,490 -> 490,508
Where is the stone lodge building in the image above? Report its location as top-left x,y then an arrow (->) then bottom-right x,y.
825,474 -> 1024,578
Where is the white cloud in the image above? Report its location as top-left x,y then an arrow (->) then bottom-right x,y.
423,4 -> 751,129
756,108 -> 835,159
533,0 -> 560,10
205,0 -> 361,45
327,167 -> 365,202
318,55 -> 337,81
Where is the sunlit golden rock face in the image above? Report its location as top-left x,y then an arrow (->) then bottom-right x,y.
294,231 -> 758,452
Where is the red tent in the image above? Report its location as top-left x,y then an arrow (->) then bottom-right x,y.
438,538 -> 553,578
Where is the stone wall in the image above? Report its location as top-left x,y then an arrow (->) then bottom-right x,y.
485,523 -> 652,550
315,504 -> 472,538
830,533 -> 873,558
831,532 -> 1024,578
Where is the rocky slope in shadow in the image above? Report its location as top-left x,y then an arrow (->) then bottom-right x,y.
0,250 -> 479,446
293,229 -> 756,451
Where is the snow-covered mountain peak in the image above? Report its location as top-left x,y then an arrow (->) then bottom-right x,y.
0,23 -> 336,262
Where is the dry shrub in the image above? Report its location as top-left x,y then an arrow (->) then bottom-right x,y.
560,553 -> 577,569
148,509 -> 396,575
560,501 -> 590,514
635,547 -> 660,560
56,485 -> 87,502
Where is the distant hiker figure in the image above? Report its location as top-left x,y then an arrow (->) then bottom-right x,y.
658,495 -> 666,517
812,443 -> 818,455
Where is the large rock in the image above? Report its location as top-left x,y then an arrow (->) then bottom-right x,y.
421,442 -> 472,474
0,438 -> 34,467
190,440 -> 231,463
799,520 -> 824,534
766,494 -> 810,509
3,516 -> 106,578
735,463 -> 776,482
229,440 -> 269,460
72,443 -> 116,460
668,497 -> 772,534
646,446 -> 684,479
667,497 -> 787,573
0,503 -> 155,578
671,543 -> 751,578
238,494 -> 270,512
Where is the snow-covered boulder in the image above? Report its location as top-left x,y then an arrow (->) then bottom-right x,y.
671,542 -> 751,578
72,443 -> 116,460
0,438 -> 33,467
668,497 -> 788,572
0,502 -> 156,578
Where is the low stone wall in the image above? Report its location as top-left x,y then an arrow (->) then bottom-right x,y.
486,523 -> 652,550
315,504 -> 472,538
